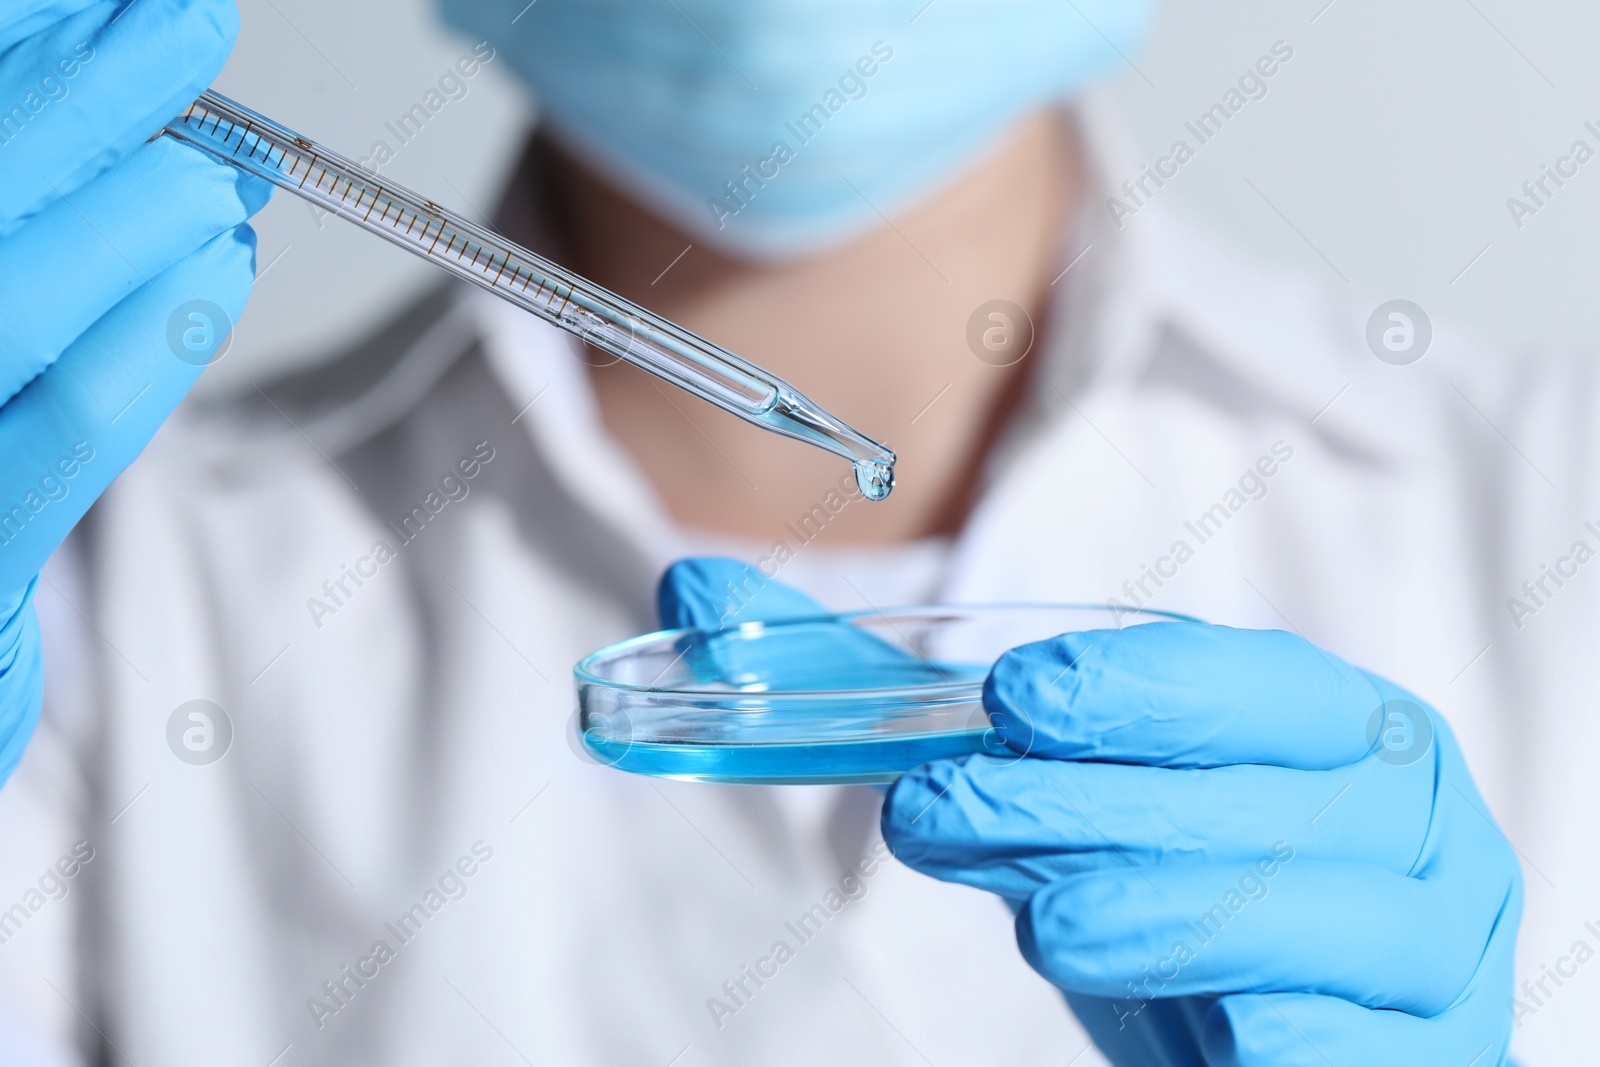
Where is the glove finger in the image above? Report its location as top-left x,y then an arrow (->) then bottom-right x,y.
888,682 -> 1490,901
1201,992 -> 1509,1067
883,748 -> 1434,899
1203,979 -> 1516,1067
0,0 -> 99,53
1017,856 -> 1519,1017
0,0 -> 238,232
0,136 -> 269,404
655,556 -> 961,688
1199,864 -> 1520,1067
0,224 -> 255,591
1062,992 -> 1216,1066
658,556 -> 829,627
986,622 -> 1388,769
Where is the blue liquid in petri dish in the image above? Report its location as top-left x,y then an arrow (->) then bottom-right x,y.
577,605 -> 1200,785
579,645 -> 997,783
584,727 -> 996,785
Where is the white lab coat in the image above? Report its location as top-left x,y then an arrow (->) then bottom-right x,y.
1,101 -> 1596,1065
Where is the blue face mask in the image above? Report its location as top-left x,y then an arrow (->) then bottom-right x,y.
438,0 -> 1150,260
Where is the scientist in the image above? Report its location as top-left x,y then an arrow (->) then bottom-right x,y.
0,0 -> 1591,1064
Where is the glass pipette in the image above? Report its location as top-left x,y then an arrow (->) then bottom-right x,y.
161,90 -> 896,500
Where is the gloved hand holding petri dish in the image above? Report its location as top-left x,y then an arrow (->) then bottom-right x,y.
580,558 -> 1522,1066
573,557 -> 1195,784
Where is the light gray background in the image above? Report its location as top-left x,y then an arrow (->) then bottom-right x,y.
205,0 -> 1600,396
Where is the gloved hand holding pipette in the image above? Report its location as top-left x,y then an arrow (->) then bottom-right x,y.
0,0 -> 270,783
659,559 -> 1522,1066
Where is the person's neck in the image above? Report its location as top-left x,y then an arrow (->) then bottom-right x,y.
546,109 -> 1084,546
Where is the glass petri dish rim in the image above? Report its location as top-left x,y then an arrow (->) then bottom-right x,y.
574,601 -> 1203,701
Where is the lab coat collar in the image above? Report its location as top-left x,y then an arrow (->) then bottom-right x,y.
1042,93 -> 1362,427
473,285 -> 683,572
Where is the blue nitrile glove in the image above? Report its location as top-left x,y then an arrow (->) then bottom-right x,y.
658,556 -> 958,690
0,0 -> 270,784
883,623 -> 1522,1066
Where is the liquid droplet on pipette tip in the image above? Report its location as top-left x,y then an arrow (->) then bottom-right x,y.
854,460 -> 895,502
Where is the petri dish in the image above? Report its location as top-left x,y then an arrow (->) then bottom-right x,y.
574,603 -> 1196,785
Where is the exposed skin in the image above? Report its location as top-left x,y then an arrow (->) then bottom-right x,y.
548,109 -> 1085,545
